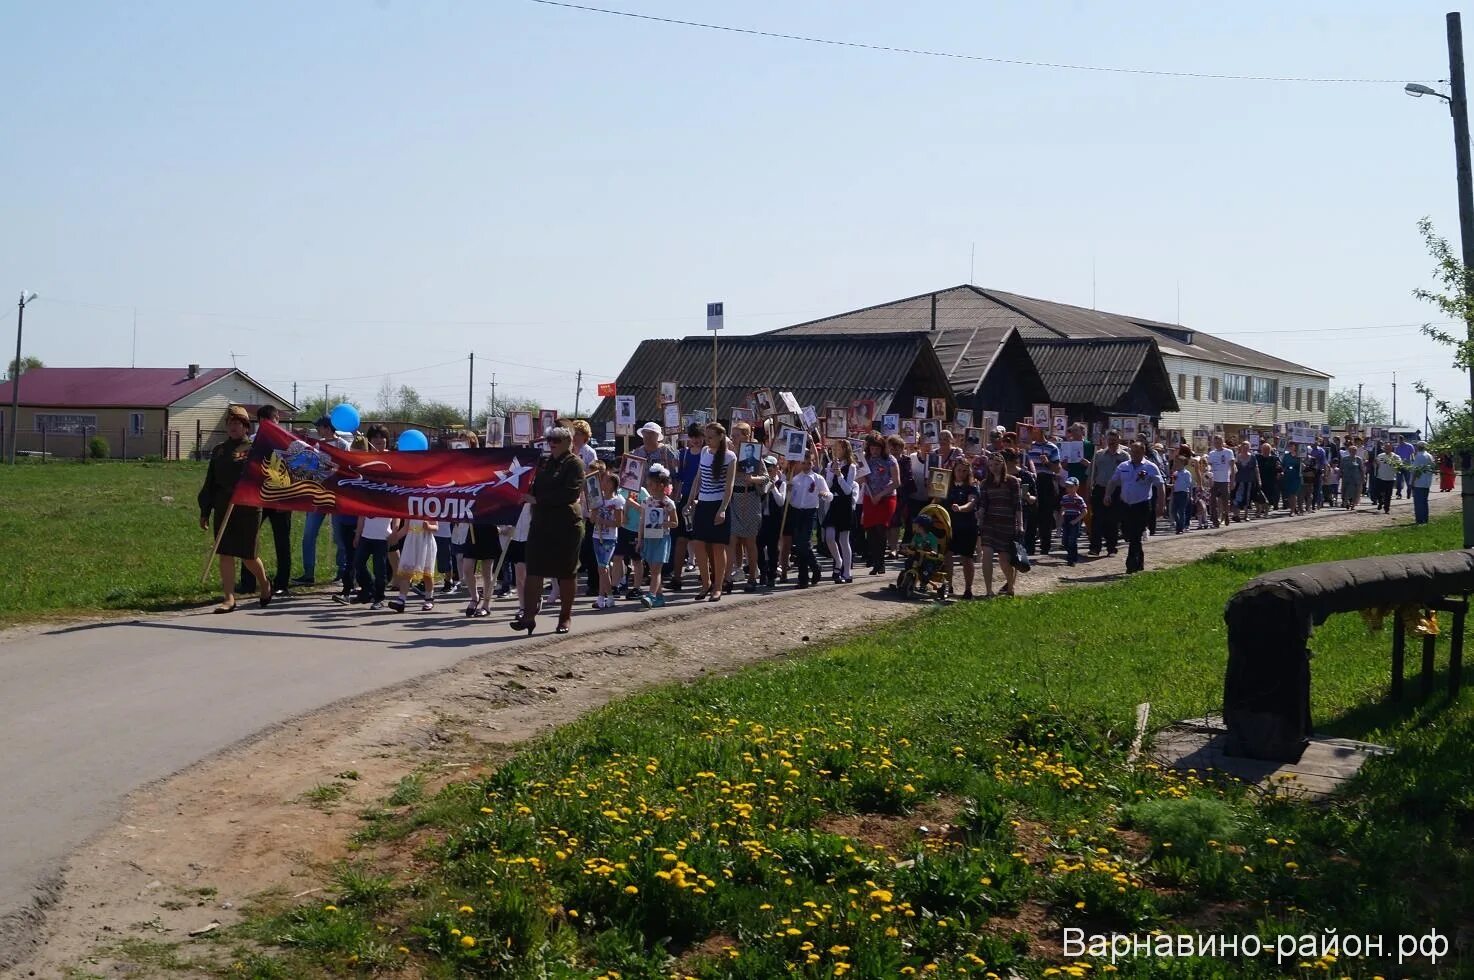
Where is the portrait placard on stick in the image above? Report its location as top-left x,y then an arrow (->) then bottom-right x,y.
927,466 -> 952,499
662,401 -> 681,431
510,411 -> 534,445
485,417 -> 505,448
1032,403 -> 1051,428
825,408 -> 848,439
913,396 -> 929,419
954,408 -> 974,430
659,381 -> 678,405
930,398 -> 948,421
881,413 -> 900,436
619,454 -> 645,491
779,426 -> 808,462
614,395 -> 637,429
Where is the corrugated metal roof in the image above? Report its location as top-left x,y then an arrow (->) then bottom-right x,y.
1024,338 -> 1179,411
0,367 -> 292,408
983,289 -> 1330,378
590,333 -> 951,426
770,287 -> 1033,392
770,285 -> 1330,381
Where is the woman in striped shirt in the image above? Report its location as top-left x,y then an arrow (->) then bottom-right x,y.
686,422 -> 737,601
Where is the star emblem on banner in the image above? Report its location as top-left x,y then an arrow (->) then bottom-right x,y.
493,456 -> 533,489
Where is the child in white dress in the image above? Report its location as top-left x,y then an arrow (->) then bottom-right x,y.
389,518 -> 438,612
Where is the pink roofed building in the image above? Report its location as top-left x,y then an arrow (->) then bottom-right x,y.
0,365 -> 294,459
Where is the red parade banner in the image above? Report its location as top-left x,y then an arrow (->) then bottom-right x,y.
596,382 -> 618,397
230,420 -> 534,524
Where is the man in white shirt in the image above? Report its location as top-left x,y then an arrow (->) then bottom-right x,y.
1088,430 -> 1131,555
1206,435 -> 1235,528
1105,441 -> 1166,574
1410,441 -> 1436,524
1373,443 -> 1400,514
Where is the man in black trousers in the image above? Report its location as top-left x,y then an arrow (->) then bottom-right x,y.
240,405 -> 293,597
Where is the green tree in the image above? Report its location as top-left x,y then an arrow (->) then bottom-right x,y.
1326,387 -> 1389,426
294,394 -> 363,423
5,355 -> 42,380
1413,217 -> 1474,454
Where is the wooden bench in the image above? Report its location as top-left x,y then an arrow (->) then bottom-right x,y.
1222,551 -> 1472,761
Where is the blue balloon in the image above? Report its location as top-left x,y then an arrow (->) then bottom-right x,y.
396,428 -> 429,452
329,403 -> 360,433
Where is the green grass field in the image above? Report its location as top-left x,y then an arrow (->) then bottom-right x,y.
0,460 -> 332,626
219,516 -> 1473,979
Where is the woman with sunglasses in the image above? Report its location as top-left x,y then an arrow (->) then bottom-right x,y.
513,426 -> 586,635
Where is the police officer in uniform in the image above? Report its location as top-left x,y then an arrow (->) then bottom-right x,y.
197,405 -> 271,612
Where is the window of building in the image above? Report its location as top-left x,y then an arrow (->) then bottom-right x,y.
1317,389 -> 1326,412
1295,388 -> 1303,411
1282,386 -> 1291,409
1209,378 -> 1220,402
1177,373 -> 1187,398
130,412 -> 145,435
1192,376 -> 1202,401
1251,377 -> 1277,404
1223,374 -> 1249,402
33,413 -> 97,434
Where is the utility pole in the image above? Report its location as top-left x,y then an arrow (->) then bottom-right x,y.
1426,390 -> 1432,438
489,373 -> 497,420
9,291 -> 37,465
467,352 -> 475,430
293,382 -> 298,410
574,370 -> 583,418
323,383 -> 329,409
1448,11 -> 1474,547
1393,372 -> 1398,427
1357,382 -> 1364,425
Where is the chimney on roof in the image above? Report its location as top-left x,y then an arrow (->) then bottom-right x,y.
930,293 -> 937,331
187,364 -> 200,379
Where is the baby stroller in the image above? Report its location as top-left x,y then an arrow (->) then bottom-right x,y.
891,503 -> 953,601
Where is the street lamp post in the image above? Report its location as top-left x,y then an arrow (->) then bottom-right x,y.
8,291 -> 37,465
1406,10 -> 1474,548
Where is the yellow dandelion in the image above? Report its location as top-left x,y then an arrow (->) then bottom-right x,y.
460,935 -> 476,948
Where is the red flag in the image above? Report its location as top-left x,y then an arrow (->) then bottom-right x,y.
230,420 -> 533,524
597,382 -> 617,398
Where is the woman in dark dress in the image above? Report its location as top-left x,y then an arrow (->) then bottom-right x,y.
514,427 -> 585,635
1255,442 -> 1280,517
197,405 -> 270,612
945,459 -> 980,599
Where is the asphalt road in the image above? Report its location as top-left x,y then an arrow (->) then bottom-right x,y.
0,491 -> 1441,952
0,585 -> 681,946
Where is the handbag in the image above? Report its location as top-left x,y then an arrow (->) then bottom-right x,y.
1011,536 -> 1033,572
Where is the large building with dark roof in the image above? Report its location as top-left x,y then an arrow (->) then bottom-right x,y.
588,332 -> 970,433
771,285 -> 1331,436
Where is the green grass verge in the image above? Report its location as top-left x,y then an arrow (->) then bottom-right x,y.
232,515 -> 1473,978
0,460 -> 332,625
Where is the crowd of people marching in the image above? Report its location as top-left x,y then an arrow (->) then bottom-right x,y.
198,404 -> 1443,632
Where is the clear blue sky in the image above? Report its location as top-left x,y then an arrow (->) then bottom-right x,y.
3,0 -> 1470,425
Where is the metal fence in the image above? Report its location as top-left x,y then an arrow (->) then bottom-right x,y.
0,415 -> 183,460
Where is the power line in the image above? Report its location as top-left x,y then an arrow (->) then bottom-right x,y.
528,0 -> 1426,84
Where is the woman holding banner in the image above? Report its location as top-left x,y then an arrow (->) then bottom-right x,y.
197,405 -> 271,613
513,427 -> 585,635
